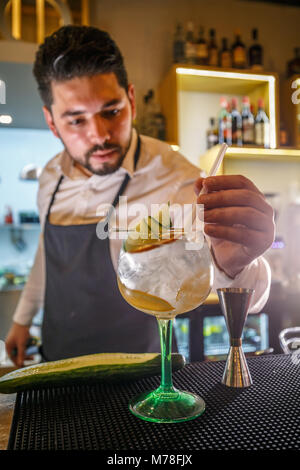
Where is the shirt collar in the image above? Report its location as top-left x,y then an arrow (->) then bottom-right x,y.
59,128 -> 138,180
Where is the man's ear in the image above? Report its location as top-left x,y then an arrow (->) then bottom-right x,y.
127,83 -> 136,121
43,106 -> 59,138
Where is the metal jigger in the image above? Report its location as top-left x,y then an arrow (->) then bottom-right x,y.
217,288 -> 254,388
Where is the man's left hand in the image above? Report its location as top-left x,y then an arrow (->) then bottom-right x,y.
194,175 -> 275,279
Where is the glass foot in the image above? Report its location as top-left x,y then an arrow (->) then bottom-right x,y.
129,387 -> 205,423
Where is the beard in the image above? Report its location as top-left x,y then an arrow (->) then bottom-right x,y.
84,143 -> 127,176
59,132 -> 132,176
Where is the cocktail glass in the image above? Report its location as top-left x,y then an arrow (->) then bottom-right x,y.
116,204 -> 213,423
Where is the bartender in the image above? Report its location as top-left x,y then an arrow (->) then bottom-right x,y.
5,26 -> 274,366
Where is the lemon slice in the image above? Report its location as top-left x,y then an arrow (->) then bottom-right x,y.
124,203 -> 173,253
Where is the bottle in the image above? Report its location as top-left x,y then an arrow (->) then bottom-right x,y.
232,29 -> 247,69
231,97 -> 243,146
196,26 -> 208,65
280,121 -> 289,147
248,28 -> 263,70
206,118 -> 218,149
287,47 -> 300,78
241,96 -> 255,145
255,98 -> 270,148
140,90 -> 156,137
185,22 -> 197,64
4,206 -> 13,224
220,38 -> 232,68
218,97 -> 232,145
208,29 -> 218,67
173,23 -> 185,63
140,90 -> 166,140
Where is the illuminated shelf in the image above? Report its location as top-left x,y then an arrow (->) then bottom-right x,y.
199,144 -> 300,175
159,64 -> 279,162
225,146 -> 300,161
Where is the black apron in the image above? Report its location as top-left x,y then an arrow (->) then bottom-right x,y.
42,137 -> 162,361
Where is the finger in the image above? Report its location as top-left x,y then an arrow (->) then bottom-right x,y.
194,178 -> 205,195
7,349 -> 18,367
5,341 -> 18,366
5,341 -> 13,358
201,174 -> 264,196
198,189 -> 274,217
204,223 -> 273,254
24,355 -> 34,361
16,344 -> 26,368
204,206 -> 274,232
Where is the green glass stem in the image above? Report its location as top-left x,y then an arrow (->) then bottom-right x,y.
129,316 -> 206,422
156,318 -> 178,397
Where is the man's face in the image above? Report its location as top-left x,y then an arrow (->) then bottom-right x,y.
43,73 -> 136,176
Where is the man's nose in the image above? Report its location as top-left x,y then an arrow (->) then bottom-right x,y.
87,115 -> 110,144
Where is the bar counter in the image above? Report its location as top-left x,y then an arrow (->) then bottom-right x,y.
2,354 -> 299,451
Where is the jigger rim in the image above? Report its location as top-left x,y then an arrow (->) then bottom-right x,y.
217,287 -> 254,294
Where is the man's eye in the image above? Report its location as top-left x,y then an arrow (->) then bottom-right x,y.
69,118 -> 85,126
102,109 -> 120,118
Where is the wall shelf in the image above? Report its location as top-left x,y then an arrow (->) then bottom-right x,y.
159,64 -> 279,167
199,144 -> 300,175
0,223 -> 40,231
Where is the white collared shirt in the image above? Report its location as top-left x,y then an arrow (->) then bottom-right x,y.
13,129 -> 271,326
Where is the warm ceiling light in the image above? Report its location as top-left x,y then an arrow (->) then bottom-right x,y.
0,114 -> 13,124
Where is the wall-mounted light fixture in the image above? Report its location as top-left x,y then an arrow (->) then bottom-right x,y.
0,115 -> 13,124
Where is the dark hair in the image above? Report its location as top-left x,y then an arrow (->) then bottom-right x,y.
33,25 -> 128,109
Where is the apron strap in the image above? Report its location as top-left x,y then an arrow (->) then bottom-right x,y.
46,174 -> 64,221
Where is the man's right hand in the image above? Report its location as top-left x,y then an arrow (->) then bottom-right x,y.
5,323 -> 31,368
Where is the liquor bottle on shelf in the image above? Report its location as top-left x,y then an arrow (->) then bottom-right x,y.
185,22 -> 197,64
287,47 -> 300,78
206,117 -> 219,149
280,121 -> 289,147
218,97 -> 232,145
196,26 -> 208,65
173,23 -> 185,64
220,38 -> 232,68
241,96 -> 255,145
248,28 -> 263,70
232,29 -> 247,69
255,98 -> 270,148
208,29 -> 218,67
139,90 -> 166,141
231,97 -> 243,146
